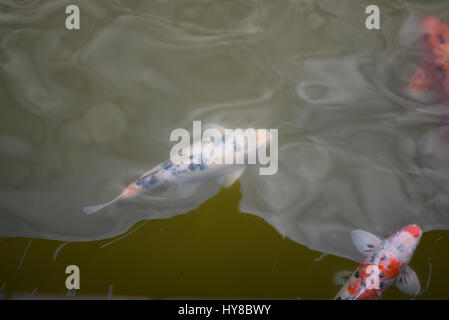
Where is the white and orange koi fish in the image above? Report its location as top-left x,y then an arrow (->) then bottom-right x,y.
83,126 -> 270,214
334,225 -> 422,300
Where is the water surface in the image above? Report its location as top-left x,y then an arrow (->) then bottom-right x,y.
1,0 -> 449,299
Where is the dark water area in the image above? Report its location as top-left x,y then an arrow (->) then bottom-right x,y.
1,184 -> 448,299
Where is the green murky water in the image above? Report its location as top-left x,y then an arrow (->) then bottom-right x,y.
1,184 -> 449,299
2,0 -> 449,299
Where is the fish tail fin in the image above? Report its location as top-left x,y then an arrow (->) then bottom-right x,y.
83,182 -> 142,215
83,195 -> 122,215
83,202 -> 112,215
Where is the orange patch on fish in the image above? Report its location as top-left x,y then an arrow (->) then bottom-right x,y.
123,184 -> 139,198
348,278 -> 361,296
421,16 -> 449,60
409,66 -> 432,92
403,224 -> 422,238
379,256 -> 402,278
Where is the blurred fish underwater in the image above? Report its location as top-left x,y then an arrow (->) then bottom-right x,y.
1,0 -> 449,299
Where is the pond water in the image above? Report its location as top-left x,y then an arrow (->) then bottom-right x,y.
1,0 -> 449,299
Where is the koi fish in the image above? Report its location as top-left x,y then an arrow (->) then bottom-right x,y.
83,125 -> 270,215
334,225 -> 422,300
410,16 -> 449,137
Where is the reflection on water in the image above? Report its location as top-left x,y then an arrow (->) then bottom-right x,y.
1,0 -> 449,298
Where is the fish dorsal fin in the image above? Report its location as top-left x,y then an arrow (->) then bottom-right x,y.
395,266 -> 421,296
333,270 -> 353,286
350,230 -> 382,256
219,167 -> 245,188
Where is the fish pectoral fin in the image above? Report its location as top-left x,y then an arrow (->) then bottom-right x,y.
409,66 -> 433,93
333,270 -> 353,286
219,167 -> 245,188
350,230 -> 382,256
395,266 -> 421,296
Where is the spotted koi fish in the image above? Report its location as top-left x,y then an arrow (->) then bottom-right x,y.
410,16 -> 449,137
334,225 -> 422,300
83,126 -> 268,215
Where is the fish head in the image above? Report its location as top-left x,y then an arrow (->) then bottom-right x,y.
385,225 -> 422,268
421,16 -> 449,65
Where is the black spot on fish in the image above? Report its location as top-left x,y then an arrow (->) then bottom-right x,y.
438,33 -> 446,44
355,270 -> 360,278
189,163 -> 208,171
161,160 -> 173,170
173,169 -> 188,177
146,171 -> 157,177
367,244 -> 375,248
136,174 -> 159,189
379,281 -> 385,288
379,273 -> 384,278
149,175 -> 158,185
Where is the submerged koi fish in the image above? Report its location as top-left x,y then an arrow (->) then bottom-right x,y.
410,16 -> 449,137
334,225 -> 422,300
83,126 -> 270,215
